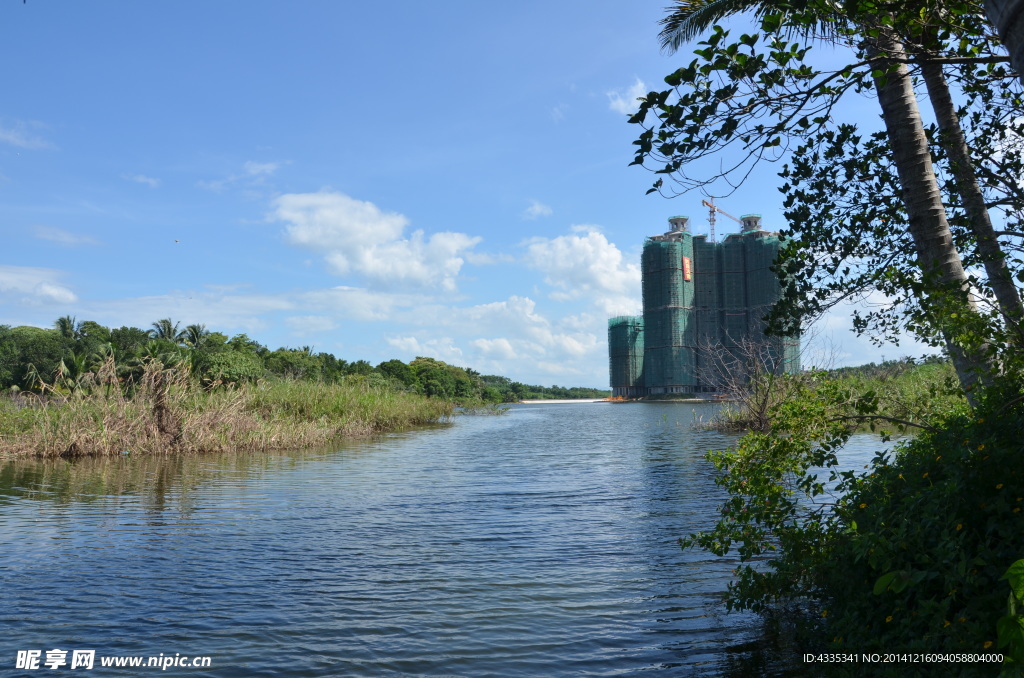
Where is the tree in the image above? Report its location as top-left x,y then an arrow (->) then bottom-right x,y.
54,315 -> 81,341
150,318 -> 185,344
109,326 -> 150,361
198,350 -> 263,385
75,320 -> 111,357
265,348 -> 320,380
377,359 -> 417,388
634,2 -> 1020,398
865,28 -> 996,395
54,350 -> 91,394
0,326 -> 70,389
409,356 -> 476,399
346,359 -> 375,376
315,352 -> 347,382
912,24 -> 1024,337
985,0 -> 1024,81
226,333 -> 267,356
182,323 -> 209,349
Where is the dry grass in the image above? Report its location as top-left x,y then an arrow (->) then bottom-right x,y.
0,359 -> 454,458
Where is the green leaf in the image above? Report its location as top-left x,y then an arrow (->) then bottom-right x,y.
890,574 -> 910,593
998,615 -> 1024,648
760,13 -> 782,33
1002,560 -> 1024,601
873,571 -> 898,595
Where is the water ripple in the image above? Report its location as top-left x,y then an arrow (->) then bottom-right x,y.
0,403 -> 885,676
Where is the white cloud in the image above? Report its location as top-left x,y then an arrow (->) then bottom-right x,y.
124,173 -> 160,188
203,282 -> 252,294
442,295 -> 547,336
284,315 -> 337,334
32,226 -> 100,246
0,266 -> 77,305
463,251 -> 503,265
0,120 -> 54,150
551,104 -> 568,122
299,285 -> 431,322
522,199 -> 553,220
197,177 -> 231,193
385,336 -> 464,363
199,160 -> 283,192
274,191 -> 482,291
523,226 -> 641,314
243,161 -> 280,176
383,294 -> 606,383
470,337 -> 517,360
607,78 -> 647,115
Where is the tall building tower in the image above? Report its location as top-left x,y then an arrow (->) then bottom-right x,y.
641,216 -> 696,394
608,214 -> 800,397
607,315 -> 644,398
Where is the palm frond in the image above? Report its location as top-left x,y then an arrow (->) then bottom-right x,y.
658,0 -> 842,53
658,0 -> 761,52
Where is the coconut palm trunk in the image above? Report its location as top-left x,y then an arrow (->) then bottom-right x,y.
919,59 -> 1024,337
868,32 -> 997,398
985,0 -> 1024,83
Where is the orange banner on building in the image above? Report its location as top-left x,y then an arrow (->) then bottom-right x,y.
682,256 -> 692,281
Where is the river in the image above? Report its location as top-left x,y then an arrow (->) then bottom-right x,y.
0,401 -> 884,676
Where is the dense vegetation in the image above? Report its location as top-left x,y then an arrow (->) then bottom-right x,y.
0,316 -> 608,458
711,356 -> 965,433
636,2 -> 1024,673
0,358 -> 454,458
0,316 -> 608,403
687,365 -> 1023,676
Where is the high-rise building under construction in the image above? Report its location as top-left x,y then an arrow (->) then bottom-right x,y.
608,215 -> 800,397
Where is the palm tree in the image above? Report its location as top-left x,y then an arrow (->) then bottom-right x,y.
55,350 -> 90,394
985,0 -> 1024,82
54,315 -> 81,340
918,55 -> 1024,337
655,0 -> 1000,396
658,0 -> 790,50
150,318 -> 185,344
183,324 -> 209,349
865,30 -> 995,395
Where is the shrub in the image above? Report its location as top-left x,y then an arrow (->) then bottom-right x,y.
682,375 -> 1023,676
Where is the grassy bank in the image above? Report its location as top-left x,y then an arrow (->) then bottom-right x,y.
0,361 -> 454,459
682,362 -> 1024,675
708,358 -> 963,434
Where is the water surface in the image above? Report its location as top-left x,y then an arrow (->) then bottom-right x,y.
1,402 -> 882,676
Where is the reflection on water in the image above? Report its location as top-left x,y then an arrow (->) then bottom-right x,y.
0,403 -> 887,676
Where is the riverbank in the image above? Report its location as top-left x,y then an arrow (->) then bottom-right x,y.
0,365 -> 454,459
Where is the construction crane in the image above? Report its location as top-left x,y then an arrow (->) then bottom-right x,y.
701,198 -> 741,242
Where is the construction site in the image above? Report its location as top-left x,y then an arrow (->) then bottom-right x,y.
608,204 -> 800,398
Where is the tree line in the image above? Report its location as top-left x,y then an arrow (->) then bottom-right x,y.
0,316 -> 608,403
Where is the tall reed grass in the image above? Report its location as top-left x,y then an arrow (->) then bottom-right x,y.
0,358 -> 453,458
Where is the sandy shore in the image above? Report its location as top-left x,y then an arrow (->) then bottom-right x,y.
517,399 -> 608,404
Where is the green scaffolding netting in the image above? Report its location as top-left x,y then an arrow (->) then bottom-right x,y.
610,227 -> 801,394
608,316 -> 644,394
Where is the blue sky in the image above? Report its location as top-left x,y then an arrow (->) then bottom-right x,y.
0,1 -> 928,387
